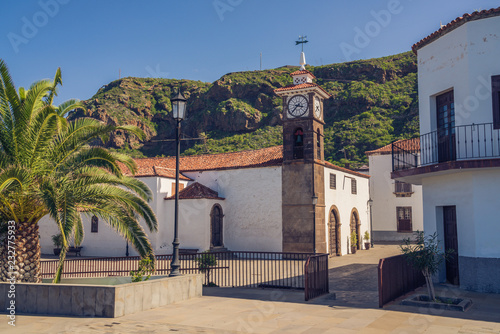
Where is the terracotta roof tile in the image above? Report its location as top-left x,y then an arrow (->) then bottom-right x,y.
165,182 -> 224,200
365,138 -> 420,156
412,7 -> 500,53
290,69 -> 316,78
322,160 -> 370,179
122,145 -> 283,177
274,83 -> 331,97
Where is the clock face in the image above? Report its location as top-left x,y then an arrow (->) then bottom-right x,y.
287,95 -> 308,118
314,97 -> 321,119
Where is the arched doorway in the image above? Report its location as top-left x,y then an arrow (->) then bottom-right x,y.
350,209 -> 361,250
328,206 -> 341,256
210,204 -> 223,248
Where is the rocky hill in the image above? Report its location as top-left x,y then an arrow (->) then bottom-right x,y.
73,51 -> 419,168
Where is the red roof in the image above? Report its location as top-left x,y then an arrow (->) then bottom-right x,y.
274,83 -> 331,97
412,7 -> 500,53
165,182 -> 224,200
122,146 -> 283,177
121,145 -> 367,179
323,161 -> 370,179
365,138 -> 420,156
290,69 -> 316,78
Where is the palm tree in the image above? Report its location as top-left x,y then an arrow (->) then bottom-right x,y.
0,59 -> 158,283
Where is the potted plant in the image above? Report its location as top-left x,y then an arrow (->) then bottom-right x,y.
350,231 -> 358,254
51,233 -> 63,256
364,231 -> 371,250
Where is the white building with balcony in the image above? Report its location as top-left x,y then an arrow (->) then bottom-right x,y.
366,139 -> 423,243
392,8 -> 500,293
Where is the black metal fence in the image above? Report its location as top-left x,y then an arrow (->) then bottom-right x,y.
304,254 -> 329,301
393,123 -> 500,171
41,251 -> 326,292
378,254 -> 425,307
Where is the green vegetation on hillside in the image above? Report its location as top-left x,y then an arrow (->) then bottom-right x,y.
76,51 -> 419,168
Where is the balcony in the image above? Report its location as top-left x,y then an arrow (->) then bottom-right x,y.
392,123 -> 500,178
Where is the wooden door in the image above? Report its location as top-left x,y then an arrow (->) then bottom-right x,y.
443,206 -> 459,285
350,211 -> 360,250
436,91 -> 456,162
211,205 -> 223,247
329,210 -> 341,256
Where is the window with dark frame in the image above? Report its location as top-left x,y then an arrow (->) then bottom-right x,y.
351,179 -> 357,194
492,75 -> 500,129
396,207 -> 412,232
394,181 -> 413,197
330,173 -> 336,189
91,215 -> 98,233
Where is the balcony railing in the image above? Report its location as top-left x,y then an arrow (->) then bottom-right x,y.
392,122 -> 500,171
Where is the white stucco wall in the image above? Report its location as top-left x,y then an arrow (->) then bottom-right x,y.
418,16 -> 500,134
421,168 -> 500,259
323,167 -> 370,255
39,176 -> 190,257
369,154 -> 423,239
184,166 -> 283,252
158,198 -> 224,254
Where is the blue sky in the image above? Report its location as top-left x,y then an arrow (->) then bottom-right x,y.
1,0 -> 499,104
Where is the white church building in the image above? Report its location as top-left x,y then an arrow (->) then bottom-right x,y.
40,58 -> 371,258
391,7 -> 500,293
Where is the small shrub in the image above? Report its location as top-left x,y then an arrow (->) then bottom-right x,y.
197,251 -> 218,286
131,254 -> 155,283
51,234 -> 63,248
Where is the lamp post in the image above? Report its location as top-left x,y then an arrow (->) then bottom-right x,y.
368,198 -> 374,248
169,90 -> 187,277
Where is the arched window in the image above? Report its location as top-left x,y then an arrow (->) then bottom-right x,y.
350,209 -> 361,250
210,204 -> 223,248
293,128 -> 304,159
91,215 -> 98,233
316,129 -> 321,159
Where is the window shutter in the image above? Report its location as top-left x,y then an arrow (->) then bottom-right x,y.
330,173 -> 336,189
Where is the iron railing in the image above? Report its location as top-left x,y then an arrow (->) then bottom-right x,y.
304,254 -> 329,301
378,254 -> 425,307
392,123 -> 500,171
41,251 -> 320,290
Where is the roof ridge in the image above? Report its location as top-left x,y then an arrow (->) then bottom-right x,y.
413,6 -> 500,53
365,138 -> 420,156
135,145 -> 283,161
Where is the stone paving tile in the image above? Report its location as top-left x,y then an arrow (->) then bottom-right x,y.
4,246 -> 500,334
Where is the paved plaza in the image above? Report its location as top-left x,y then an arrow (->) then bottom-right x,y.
2,245 -> 500,333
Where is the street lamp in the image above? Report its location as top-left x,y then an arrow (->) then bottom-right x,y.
169,90 -> 187,277
368,198 -> 374,248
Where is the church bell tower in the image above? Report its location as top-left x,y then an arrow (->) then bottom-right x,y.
275,52 -> 331,253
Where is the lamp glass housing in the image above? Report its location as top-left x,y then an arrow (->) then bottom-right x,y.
171,92 -> 187,120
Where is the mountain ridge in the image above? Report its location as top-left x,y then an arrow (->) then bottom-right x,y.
71,51 -> 419,168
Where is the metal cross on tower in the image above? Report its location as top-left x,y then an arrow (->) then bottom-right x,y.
295,35 -> 308,52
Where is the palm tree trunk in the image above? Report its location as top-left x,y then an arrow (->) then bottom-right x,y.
0,221 -> 41,283
53,246 -> 67,283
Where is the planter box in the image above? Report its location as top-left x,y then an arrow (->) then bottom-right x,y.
0,274 -> 203,318
400,294 -> 472,312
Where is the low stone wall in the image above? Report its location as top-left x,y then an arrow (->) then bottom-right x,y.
0,274 -> 203,318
